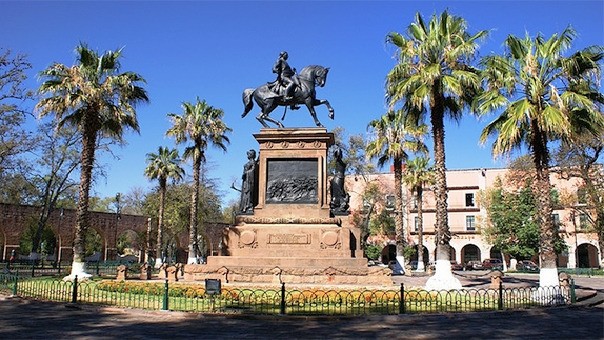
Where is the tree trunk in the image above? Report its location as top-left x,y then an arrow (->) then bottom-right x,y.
416,186 -> 425,272
394,159 -> 405,256
67,128 -> 97,280
532,125 -> 558,287
156,179 -> 166,266
424,84 -> 461,290
188,154 -> 201,264
430,97 -> 450,263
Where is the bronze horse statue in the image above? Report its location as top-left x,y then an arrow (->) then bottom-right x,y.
242,65 -> 335,128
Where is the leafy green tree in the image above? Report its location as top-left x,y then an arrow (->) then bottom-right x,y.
482,178 -> 567,261
403,156 -> 435,272
366,110 -> 426,269
36,43 -> 149,279
369,209 -> 396,237
145,146 -> 184,264
386,11 -> 487,281
166,98 -> 231,263
474,27 -> 604,286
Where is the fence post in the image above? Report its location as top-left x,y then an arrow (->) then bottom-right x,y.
12,274 -> 18,296
162,279 -> 169,311
399,283 -> 405,314
497,280 -> 503,310
570,278 -> 576,304
96,261 -> 100,276
31,261 -> 35,278
71,275 -> 78,304
280,282 -> 286,315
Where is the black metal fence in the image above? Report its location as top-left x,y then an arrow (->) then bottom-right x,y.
1,261 -> 152,278
0,273 -> 575,316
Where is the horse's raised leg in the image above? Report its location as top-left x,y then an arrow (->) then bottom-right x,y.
313,98 -> 335,120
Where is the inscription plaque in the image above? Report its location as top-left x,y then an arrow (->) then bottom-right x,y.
266,158 -> 318,204
268,233 -> 311,244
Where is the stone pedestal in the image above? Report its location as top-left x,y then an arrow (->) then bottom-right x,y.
185,128 -> 391,285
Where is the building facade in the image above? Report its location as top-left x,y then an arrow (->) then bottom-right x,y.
346,167 -> 602,269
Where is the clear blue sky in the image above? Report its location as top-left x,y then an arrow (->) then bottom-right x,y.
2,1 -> 603,206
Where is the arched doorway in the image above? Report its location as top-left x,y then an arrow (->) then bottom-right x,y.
84,228 -> 103,262
577,243 -> 599,268
380,244 -> 397,264
489,247 -> 505,262
410,245 -> 429,265
461,244 -> 481,265
117,229 -> 144,262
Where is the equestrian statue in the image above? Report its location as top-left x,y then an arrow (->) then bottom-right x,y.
242,51 -> 335,128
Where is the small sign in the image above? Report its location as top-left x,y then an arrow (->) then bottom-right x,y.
205,279 -> 221,296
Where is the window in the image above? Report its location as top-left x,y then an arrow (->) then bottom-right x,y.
465,193 -> 475,207
551,213 -> 562,230
385,195 -> 395,211
466,215 -> 476,231
412,196 -> 418,209
414,217 -> 419,232
579,213 -> 591,230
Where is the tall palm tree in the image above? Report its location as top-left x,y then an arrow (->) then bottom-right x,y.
166,98 -> 231,264
385,11 -> 487,287
36,43 -> 148,279
144,146 -> 184,266
366,110 -> 426,273
474,27 -> 604,287
403,156 -> 435,272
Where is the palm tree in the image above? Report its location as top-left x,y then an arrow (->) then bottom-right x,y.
366,110 -> 426,273
403,156 -> 435,272
385,11 -> 487,288
36,43 -> 148,279
166,98 -> 231,264
144,146 -> 184,267
474,27 -> 604,287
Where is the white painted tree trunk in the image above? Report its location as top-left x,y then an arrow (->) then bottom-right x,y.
539,267 -> 560,287
425,259 -> 462,291
62,261 -> 92,281
415,261 -> 425,272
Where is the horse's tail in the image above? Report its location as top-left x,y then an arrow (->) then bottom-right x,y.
242,88 -> 254,117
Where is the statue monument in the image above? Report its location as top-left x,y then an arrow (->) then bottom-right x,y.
238,149 -> 258,214
241,51 -> 335,128
184,53 -> 391,285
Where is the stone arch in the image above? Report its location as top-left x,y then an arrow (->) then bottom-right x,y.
161,230 -> 184,265
489,247 -> 504,260
577,243 -> 600,268
116,228 -> 144,262
409,245 -> 429,263
461,244 -> 481,265
84,227 -> 104,262
380,243 -> 397,264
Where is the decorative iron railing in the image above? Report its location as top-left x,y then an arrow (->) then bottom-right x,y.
0,273 -> 574,316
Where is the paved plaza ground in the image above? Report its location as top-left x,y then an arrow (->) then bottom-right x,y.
0,272 -> 602,339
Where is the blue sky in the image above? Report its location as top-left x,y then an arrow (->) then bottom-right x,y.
2,1 -> 603,206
